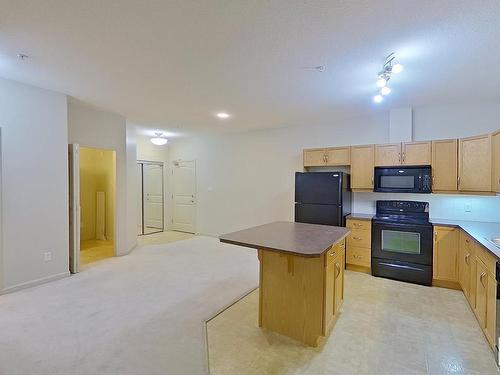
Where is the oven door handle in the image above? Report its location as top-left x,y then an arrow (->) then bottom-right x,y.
378,261 -> 425,272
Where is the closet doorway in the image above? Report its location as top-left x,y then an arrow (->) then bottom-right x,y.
137,161 -> 164,235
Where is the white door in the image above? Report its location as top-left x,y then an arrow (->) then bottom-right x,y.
172,160 -> 196,233
137,163 -> 143,235
68,144 -> 80,274
143,164 -> 164,230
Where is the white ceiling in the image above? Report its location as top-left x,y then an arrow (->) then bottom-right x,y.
1,0 -> 500,135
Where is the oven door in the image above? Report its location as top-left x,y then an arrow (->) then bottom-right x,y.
374,166 -> 430,193
371,221 -> 433,265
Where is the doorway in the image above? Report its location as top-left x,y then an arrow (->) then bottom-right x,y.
77,146 -> 116,267
172,160 -> 196,233
137,161 -> 164,235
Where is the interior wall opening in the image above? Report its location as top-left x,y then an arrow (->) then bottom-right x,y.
137,161 -> 164,236
79,147 -> 116,266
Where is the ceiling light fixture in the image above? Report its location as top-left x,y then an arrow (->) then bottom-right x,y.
150,132 -> 168,146
373,53 -> 403,103
216,112 -> 230,119
380,86 -> 391,96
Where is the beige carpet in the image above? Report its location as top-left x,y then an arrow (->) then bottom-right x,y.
0,236 -> 258,375
207,271 -> 498,375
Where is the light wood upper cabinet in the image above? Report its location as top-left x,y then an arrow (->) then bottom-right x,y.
326,147 -> 350,166
433,226 -> 459,283
403,141 -> 431,165
432,139 -> 458,192
350,145 -> 374,190
493,130 -> 500,192
458,134 -> 492,192
375,143 -> 401,166
303,148 -> 327,167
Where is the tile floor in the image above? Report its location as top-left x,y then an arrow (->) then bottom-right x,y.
207,271 -> 499,375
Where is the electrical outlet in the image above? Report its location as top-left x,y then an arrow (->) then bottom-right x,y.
43,252 -> 52,262
464,204 -> 472,212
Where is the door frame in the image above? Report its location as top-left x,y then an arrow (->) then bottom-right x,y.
137,160 -> 165,236
171,159 -> 197,234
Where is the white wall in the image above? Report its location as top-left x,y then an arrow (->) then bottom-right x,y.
68,100 -> 136,255
126,123 -> 138,250
136,134 -> 170,230
0,78 -> 69,292
169,101 -> 500,236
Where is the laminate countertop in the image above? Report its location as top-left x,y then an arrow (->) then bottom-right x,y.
219,221 -> 350,258
346,213 -> 374,221
430,218 -> 500,260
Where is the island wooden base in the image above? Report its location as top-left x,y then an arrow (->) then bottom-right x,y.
257,240 -> 345,347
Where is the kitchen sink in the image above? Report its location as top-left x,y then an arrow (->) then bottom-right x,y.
487,237 -> 500,248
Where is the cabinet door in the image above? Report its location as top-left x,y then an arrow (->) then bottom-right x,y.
334,257 -> 344,313
432,139 -> 458,192
303,149 -> 326,167
475,260 -> 488,329
459,134 -> 492,192
403,141 -> 431,165
323,261 -> 335,334
326,147 -> 350,166
493,130 -> 500,192
458,231 -> 472,298
350,145 -> 374,190
433,226 -> 459,282
375,143 -> 402,166
485,273 -> 496,348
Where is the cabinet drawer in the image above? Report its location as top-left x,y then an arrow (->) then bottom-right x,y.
475,242 -> 496,276
346,246 -> 371,267
347,228 -> 371,248
326,240 -> 345,264
346,219 -> 371,231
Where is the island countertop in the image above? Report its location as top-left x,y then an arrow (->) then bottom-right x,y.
219,221 -> 350,257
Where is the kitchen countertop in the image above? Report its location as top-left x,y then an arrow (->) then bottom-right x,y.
430,218 -> 500,260
220,221 -> 350,257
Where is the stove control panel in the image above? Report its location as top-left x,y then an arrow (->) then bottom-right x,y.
376,200 -> 429,214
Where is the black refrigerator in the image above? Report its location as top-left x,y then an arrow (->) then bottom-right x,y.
295,172 -> 351,227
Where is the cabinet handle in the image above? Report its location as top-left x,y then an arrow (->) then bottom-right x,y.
371,177 -> 374,187
330,252 -> 337,257
352,236 -> 362,240
465,253 -> 470,264
398,152 -> 401,163
353,223 -> 362,227
402,152 -> 406,162
480,271 -> 486,285
335,263 -> 341,278
465,238 -> 469,243
457,176 -> 461,186
325,154 -> 329,163
432,176 -> 435,186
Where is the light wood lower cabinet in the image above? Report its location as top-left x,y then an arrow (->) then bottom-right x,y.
456,229 -> 497,350
258,239 -> 346,346
346,218 -> 371,271
432,226 -> 459,287
350,145 -> 374,190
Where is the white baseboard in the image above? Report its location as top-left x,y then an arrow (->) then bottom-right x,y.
0,271 -> 70,295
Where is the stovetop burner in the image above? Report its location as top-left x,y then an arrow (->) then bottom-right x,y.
373,200 -> 430,226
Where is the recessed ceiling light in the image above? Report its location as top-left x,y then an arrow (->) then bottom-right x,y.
216,112 -> 230,119
373,95 -> 383,103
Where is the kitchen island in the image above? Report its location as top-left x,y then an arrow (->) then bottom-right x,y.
220,221 -> 350,346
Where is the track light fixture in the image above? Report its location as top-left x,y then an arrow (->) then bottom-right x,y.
373,53 -> 403,103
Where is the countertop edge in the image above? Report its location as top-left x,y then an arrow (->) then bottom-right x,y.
220,231 -> 350,258
346,213 -> 374,221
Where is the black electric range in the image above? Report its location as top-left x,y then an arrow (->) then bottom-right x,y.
371,200 -> 433,286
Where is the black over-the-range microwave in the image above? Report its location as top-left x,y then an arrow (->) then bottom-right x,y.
374,165 -> 432,193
